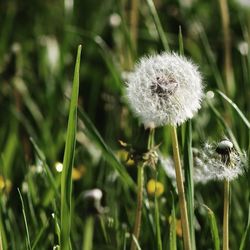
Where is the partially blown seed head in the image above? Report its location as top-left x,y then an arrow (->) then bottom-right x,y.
125,52 -> 204,127
193,142 -> 247,183
160,141 -> 247,185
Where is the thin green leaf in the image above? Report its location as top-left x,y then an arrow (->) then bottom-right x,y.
29,137 -> 59,199
239,200 -> 250,250
183,120 -> 196,250
179,28 -> 196,250
18,189 -> 32,250
207,99 -> 241,154
169,195 -> 176,250
202,204 -> 220,250
82,216 -> 94,250
178,26 -> 184,55
217,90 -> 250,129
31,222 -> 48,250
145,0 -> 169,51
60,45 -> 82,250
78,108 -> 135,189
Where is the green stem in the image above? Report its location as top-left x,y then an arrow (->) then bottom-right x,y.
82,216 -> 94,250
154,172 -> 162,250
131,164 -> 144,250
170,126 -> 191,250
223,179 -> 230,250
130,128 -> 155,250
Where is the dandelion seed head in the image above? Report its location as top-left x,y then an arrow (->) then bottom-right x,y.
193,142 -> 247,183
126,52 -> 204,127
160,141 -> 247,186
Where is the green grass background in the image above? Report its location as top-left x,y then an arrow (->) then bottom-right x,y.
0,0 -> 250,249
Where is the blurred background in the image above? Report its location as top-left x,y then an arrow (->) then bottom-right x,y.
0,0 -> 250,249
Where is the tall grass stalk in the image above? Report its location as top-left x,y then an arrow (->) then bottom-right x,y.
223,180 -> 230,250
60,45 -> 82,250
218,0 -> 235,96
130,0 -> 139,53
179,26 -> 195,250
171,126 -> 191,250
130,162 -> 144,250
148,128 -> 162,250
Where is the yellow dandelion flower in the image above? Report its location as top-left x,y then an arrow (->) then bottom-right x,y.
0,176 -> 12,194
0,176 -> 5,190
168,216 -> 182,238
176,219 -> 183,237
72,165 -> 86,181
146,179 -> 164,197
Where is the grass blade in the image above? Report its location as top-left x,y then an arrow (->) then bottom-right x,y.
217,90 -> 250,129
78,108 -> 135,189
31,222 -> 48,250
179,26 -> 195,250
202,204 -> 220,250
169,195 -> 176,250
18,188 -> 32,250
183,120 -> 196,250
239,200 -> 250,250
29,137 -> 59,200
145,0 -> 169,51
206,99 -> 241,154
82,216 -> 94,250
60,45 -> 82,250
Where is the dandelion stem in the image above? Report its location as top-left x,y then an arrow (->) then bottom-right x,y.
131,128 -> 154,250
223,179 -> 230,250
170,126 -> 191,250
131,163 -> 144,250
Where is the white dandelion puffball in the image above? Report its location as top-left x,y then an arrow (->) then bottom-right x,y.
193,142 -> 247,183
126,52 -> 204,127
160,141 -> 247,185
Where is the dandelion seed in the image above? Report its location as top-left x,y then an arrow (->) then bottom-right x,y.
125,52 -> 204,127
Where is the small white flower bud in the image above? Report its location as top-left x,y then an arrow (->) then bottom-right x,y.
125,52 -> 204,127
